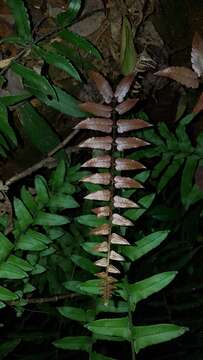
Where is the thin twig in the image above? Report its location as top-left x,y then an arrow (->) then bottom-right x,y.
5,129 -> 79,187
9,292 -> 78,305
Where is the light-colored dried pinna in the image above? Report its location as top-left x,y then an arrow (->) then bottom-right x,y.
75,71 -> 152,304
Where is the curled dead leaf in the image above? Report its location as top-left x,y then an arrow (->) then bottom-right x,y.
155,67 -> 199,89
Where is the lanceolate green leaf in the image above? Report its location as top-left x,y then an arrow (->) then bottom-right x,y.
122,231 -> 169,261
16,229 -> 50,251
33,45 -> 81,81
11,63 -> 56,99
58,306 -> 87,322
120,16 -> 137,75
158,158 -> 184,192
0,233 -> 13,263
133,324 -> 188,353
181,156 -> 199,206
76,215 -> 107,228
18,103 -> 61,155
92,352 -> 116,360
71,255 -> 97,274
56,0 -> 82,26
35,85 -> 86,118
14,198 -> 33,230
53,336 -> 92,352
59,30 -> 101,59
0,262 -> 27,279
0,286 -> 18,301
7,0 -> 32,42
119,272 -> 177,307
86,317 -> 130,339
34,212 -> 69,226
0,102 -> 17,145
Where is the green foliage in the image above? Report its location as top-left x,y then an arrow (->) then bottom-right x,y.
132,113 -> 203,209
0,0 -> 98,156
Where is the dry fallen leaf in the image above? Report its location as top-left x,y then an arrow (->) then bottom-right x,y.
155,66 -> 199,89
191,32 -> 203,77
114,176 -> 143,189
110,250 -> 124,261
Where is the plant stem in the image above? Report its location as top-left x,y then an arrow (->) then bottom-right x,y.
124,277 -> 136,360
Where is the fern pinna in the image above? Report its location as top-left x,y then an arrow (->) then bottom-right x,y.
75,72 -> 151,304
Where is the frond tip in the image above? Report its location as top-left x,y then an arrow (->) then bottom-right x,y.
77,72 -> 151,304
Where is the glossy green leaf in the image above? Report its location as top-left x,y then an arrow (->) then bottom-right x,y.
7,255 -> 33,272
58,306 -> 87,322
53,336 -> 92,352
31,264 -> 46,275
16,229 -> 50,251
34,211 -> 69,226
119,272 -> 177,307
59,30 -> 101,59
18,103 -> 61,155
0,262 -> 27,279
0,286 -> 18,301
50,160 -> 66,190
49,194 -> 79,210
20,186 -> 38,216
7,0 -> 31,42
86,317 -> 130,339
0,92 -> 31,106
92,352 -> 116,360
0,102 -> 17,145
122,231 -> 169,261
176,113 -> 196,147
35,175 -> 49,205
79,279 -> 101,295
120,16 -> 137,75
56,0 -> 81,26
133,324 -> 188,353
33,45 -> 81,81
158,158 -> 184,192
152,154 -> 172,179
0,339 -> 21,358
71,255 -> 97,274
14,198 -> 33,230
11,63 -> 56,99
124,194 -> 155,221
35,85 -> 86,118
0,233 -> 13,263
181,156 -> 199,206
76,215 -> 107,228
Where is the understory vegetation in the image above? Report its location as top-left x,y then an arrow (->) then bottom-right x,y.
0,1 -> 202,359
